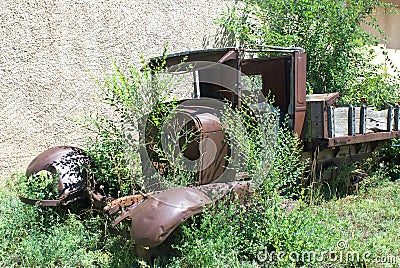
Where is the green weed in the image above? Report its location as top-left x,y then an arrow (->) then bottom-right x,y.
218,0 -> 400,107
0,176 -> 137,267
17,171 -> 59,201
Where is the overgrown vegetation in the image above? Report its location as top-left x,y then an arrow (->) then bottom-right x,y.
3,161 -> 399,267
171,174 -> 400,268
3,1 -> 400,267
1,175 -> 137,267
218,0 -> 400,107
17,171 -> 59,200
379,138 -> 400,180
80,59 -> 199,196
5,75 -> 400,268
169,109 -> 399,267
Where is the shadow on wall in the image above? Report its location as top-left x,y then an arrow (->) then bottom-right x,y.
361,0 -> 400,75
202,0 -> 239,48
362,0 -> 400,49
202,24 -> 235,48
382,0 -> 400,50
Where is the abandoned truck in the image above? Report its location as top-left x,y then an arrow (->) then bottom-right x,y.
20,46 -> 400,258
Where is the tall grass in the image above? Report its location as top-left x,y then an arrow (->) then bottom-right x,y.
0,176 -> 137,267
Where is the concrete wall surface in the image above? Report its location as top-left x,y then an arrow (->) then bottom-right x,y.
363,1 -> 400,74
0,0 -> 234,180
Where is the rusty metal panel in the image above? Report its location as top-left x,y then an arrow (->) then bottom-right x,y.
241,57 -> 290,113
198,65 -> 239,104
128,187 -> 212,247
142,99 -> 231,185
22,146 -> 90,206
178,102 -> 231,184
115,181 -> 253,248
241,52 -> 306,137
293,51 -> 307,137
148,48 -> 236,70
198,131 -> 230,184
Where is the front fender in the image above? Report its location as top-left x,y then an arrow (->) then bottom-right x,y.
114,181 -> 253,248
22,146 -> 91,205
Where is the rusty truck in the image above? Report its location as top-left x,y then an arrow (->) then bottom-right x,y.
20,46 -> 400,258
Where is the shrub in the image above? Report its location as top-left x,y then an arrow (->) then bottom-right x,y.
17,171 -> 59,201
164,97 -> 317,266
172,192 -> 349,268
378,138 -> 400,180
81,58 -> 198,196
218,0 -> 400,107
220,96 -> 306,198
0,176 -> 136,267
82,115 -> 137,198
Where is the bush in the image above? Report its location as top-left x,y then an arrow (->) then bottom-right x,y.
80,59 -> 198,196
169,122 -> 331,267
172,193 -> 349,268
218,0 -> 400,107
378,138 -> 400,180
82,115 -> 138,198
172,152 -> 400,267
17,171 -> 59,201
0,176 -> 136,267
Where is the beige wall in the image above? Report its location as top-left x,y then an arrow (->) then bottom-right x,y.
363,0 -> 400,74
0,0 -> 234,180
368,0 -> 400,49
384,0 -> 400,49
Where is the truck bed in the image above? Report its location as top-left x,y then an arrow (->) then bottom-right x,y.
303,93 -> 400,150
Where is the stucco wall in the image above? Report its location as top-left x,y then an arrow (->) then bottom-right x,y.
0,0 -> 234,180
362,1 -> 400,75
